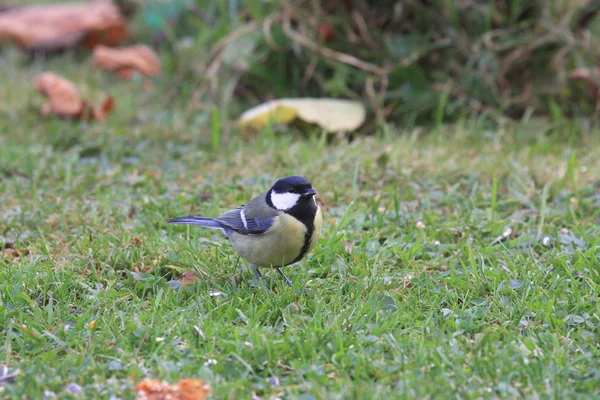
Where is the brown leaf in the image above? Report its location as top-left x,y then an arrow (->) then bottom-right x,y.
92,45 -> 162,78
0,0 -> 127,52
33,72 -> 114,122
135,379 -> 211,400
1,248 -> 30,262
317,23 -> 335,42
92,95 -> 115,122
34,72 -> 83,117
181,272 -> 199,288
568,67 -> 600,105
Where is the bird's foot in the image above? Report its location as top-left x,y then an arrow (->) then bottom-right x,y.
251,264 -> 270,294
275,267 -> 293,287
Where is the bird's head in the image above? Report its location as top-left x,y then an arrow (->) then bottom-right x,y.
267,176 -> 317,211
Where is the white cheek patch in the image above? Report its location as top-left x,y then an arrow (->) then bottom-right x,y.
271,191 -> 300,210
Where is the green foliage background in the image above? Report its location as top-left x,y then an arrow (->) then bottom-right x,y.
137,0 -> 600,128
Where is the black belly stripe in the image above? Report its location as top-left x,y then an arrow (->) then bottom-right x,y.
286,199 -> 317,265
288,224 -> 313,265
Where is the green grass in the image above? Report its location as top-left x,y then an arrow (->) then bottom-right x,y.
1,53 -> 600,399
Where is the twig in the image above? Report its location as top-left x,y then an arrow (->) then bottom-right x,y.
301,53 -> 319,87
204,22 -> 259,83
281,13 -> 389,76
262,14 -> 283,50
498,12 -> 574,86
351,10 -> 378,50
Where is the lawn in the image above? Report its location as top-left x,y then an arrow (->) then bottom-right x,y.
1,50 -> 600,399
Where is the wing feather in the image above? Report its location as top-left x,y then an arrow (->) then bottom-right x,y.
215,207 -> 276,235
213,192 -> 281,235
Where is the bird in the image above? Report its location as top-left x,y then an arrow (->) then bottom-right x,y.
168,176 -> 323,288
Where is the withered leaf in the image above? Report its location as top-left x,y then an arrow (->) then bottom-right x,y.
34,72 -> 83,117
0,0 -> 127,52
92,45 -> 162,79
239,98 -> 366,132
33,72 -> 114,122
1,248 -> 30,262
181,272 -> 199,288
135,379 -> 211,400
569,67 -> 600,107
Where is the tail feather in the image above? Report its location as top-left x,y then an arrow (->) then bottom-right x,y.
168,216 -> 224,230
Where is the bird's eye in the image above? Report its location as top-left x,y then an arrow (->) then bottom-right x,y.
288,188 -> 298,194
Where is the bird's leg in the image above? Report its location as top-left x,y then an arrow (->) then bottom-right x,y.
251,264 -> 262,280
251,264 -> 270,293
275,267 -> 293,287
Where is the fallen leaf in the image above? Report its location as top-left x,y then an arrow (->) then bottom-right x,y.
34,73 -> 82,117
568,67 -> 600,109
33,72 -> 114,122
130,237 -> 143,247
0,0 -> 127,52
181,272 -> 199,288
135,379 -> 211,400
92,45 -> 162,78
1,248 -> 29,262
317,23 -> 335,42
239,98 -> 366,132
92,95 -> 115,122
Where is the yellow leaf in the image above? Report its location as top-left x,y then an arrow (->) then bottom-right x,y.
239,98 -> 366,132
20,325 -> 37,338
165,264 -> 186,272
88,320 -> 96,329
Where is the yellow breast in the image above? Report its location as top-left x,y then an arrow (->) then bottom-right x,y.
228,207 -> 322,267
229,214 -> 307,267
307,206 -> 323,254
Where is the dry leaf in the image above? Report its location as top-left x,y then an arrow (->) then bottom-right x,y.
33,72 -> 114,122
129,237 -> 143,247
135,379 -> 211,400
569,67 -> 600,109
239,98 -> 366,132
1,248 -> 29,262
0,0 -> 127,52
34,72 -> 83,117
181,272 -> 199,288
317,23 -> 335,42
92,45 -> 162,78
92,95 -> 115,122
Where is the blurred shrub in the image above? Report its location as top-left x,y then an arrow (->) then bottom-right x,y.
138,0 -> 600,127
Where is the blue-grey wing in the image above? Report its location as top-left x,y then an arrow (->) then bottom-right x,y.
215,207 -> 276,235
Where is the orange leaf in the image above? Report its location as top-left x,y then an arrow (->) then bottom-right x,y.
92,95 -> 115,122
92,45 -> 162,78
33,72 -> 114,122
0,0 -> 127,52
34,72 -> 83,118
135,379 -> 211,400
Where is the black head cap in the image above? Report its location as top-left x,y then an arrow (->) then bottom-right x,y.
271,176 -> 313,194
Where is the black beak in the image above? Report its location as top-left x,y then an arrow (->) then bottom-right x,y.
302,188 -> 317,198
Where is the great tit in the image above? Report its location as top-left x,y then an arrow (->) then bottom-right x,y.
169,176 -> 323,287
